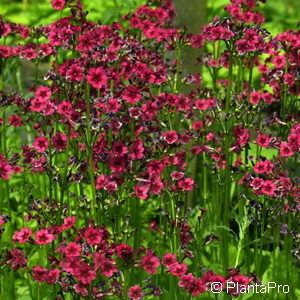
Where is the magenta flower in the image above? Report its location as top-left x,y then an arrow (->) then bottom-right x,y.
13,228 -> 32,243
128,285 -> 143,300
51,0 -> 65,10
86,67 -> 108,89
34,229 -> 55,245
33,136 -> 49,153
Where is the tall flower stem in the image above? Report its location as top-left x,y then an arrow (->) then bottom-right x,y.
0,59 -> 5,209
85,83 -> 97,223
0,122 -> 3,211
173,45 -> 182,94
1,111 -> 10,209
225,52 -> 233,114
57,127 -> 70,224
281,53 -> 289,118
245,56 -> 254,165
132,197 -> 141,252
222,50 -> 234,270
0,59 -> 4,92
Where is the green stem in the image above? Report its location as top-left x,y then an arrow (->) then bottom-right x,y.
246,56 -> 254,103
85,83 -> 97,222
222,48 -> 234,270
245,56 -> 254,130
57,128 -> 70,224
0,56 -> 6,92
202,152 -> 208,202
170,194 -> 178,253
173,45 -> 182,94
225,51 -> 233,114
133,197 -> 141,252
35,61 -> 39,86
281,56 -> 289,118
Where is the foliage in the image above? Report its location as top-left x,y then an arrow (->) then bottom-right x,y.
0,0 -> 299,300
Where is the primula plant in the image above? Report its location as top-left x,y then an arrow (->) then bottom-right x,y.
0,0 -> 299,299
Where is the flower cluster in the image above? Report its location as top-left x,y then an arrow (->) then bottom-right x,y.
0,0 -> 299,299
7,216 -> 255,299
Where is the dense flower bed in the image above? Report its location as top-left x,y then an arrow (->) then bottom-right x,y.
0,0 -> 299,299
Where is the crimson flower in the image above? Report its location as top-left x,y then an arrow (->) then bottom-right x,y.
178,273 -> 195,290
83,227 -> 102,245
64,242 -> 81,257
261,180 -> 276,197
35,86 -> 51,101
31,265 -> 48,282
190,278 -> 207,296
162,253 -> 177,267
66,64 -> 84,81
280,142 -> 294,157
57,101 -> 72,115
122,86 -> 142,104
169,263 -> 188,276
140,249 -> 160,274
74,264 -> 96,284
109,156 -> 126,173
86,67 -> 108,89
33,136 -> 49,153
46,269 -> 61,284
128,285 -> 143,300
100,260 -> 117,277
61,216 -> 76,230
116,243 -> 134,262
13,228 -> 32,243
8,115 -> 23,127
52,132 -> 67,150
256,134 -> 270,148
51,0 -> 65,10
7,248 -> 27,270
163,130 -> 178,144
0,159 -> 13,180
34,229 -> 55,245
134,184 -> 150,200
178,178 -> 195,191
74,283 -> 89,297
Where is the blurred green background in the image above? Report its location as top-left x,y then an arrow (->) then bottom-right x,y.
0,0 -> 298,96
0,0 -> 298,34
0,0 -> 145,25
207,0 -> 299,35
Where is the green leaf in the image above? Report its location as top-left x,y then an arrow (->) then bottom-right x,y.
210,225 -> 238,243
